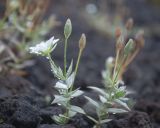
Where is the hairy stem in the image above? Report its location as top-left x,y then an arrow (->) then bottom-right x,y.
113,50 -> 120,79
64,38 -> 68,77
70,49 -> 83,91
75,49 -> 83,77
113,54 -> 128,84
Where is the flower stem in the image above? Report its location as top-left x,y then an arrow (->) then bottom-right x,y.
113,50 -> 120,79
64,38 -> 68,77
70,49 -> 83,92
113,54 -> 128,84
75,49 -> 82,77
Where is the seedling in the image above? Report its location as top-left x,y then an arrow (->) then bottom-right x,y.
29,19 -> 86,124
85,19 -> 144,128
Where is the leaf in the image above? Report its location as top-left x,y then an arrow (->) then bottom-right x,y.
88,86 -> 109,98
68,110 -> 77,117
50,59 -> 65,80
114,99 -> 130,111
100,119 -> 112,124
52,95 -> 67,104
115,90 -> 126,98
58,67 -> 65,79
52,115 -> 61,124
66,72 -> 75,88
86,116 -> 98,124
71,89 -> 84,97
99,95 -> 107,103
119,97 -> 129,101
84,96 -> 99,108
66,60 -> 73,77
70,105 -> 85,114
55,81 -> 68,90
107,108 -> 128,113
52,114 -> 68,125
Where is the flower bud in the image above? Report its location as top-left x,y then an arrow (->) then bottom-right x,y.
79,33 -> 86,50
124,39 -> 135,55
64,19 -> 72,39
125,18 -> 133,31
135,30 -> 144,48
115,27 -> 122,38
116,35 -> 124,50
105,56 -> 114,71
9,0 -> 20,10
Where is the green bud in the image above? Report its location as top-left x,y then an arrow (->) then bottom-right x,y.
124,39 -> 135,55
64,18 -> 72,39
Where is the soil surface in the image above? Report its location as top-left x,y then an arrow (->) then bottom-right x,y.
0,0 -> 160,128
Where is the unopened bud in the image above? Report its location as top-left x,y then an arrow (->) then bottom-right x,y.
64,18 -> 72,39
115,27 -> 122,38
9,0 -> 19,10
106,57 -> 114,69
124,39 -> 135,55
125,18 -> 133,31
116,35 -> 124,50
79,33 -> 86,50
135,30 -> 144,48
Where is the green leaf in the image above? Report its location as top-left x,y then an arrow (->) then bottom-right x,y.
119,97 -> 129,101
88,86 -> 109,98
68,110 -> 77,117
114,99 -> 130,111
52,95 -> 67,104
70,105 -> 85,114
107,108 -> 128,113
55,81 -> 68,90
66,60 -> 73,77
50,59 -> 65,80
115,90 -> 126,98
99,95 -> 107,103
86,116 -> 98,124
71,89 -> 84,97
84,96 -> 99,108
52,114 -> 68,125
66,72 -> 75,88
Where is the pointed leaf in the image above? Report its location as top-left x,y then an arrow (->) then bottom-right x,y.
70,105 -> 85,114
108,108 -> 128,113
68,110 -> 77,117
84,96 -> 99,108
99,95 -> 107,103
55,81 -> 68,89
88,86 -> 109,98
52,95 -> 67,104
71,89 -> 84,97
114,99 -> 130,111
66,60 -> 73,77
66,72 -> 75,88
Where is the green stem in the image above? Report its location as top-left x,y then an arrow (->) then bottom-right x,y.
70,49 -> 83,91
75,49 -> 83,77
113,50 -> 120,78
64,38 -> 68,77
113,54 -> 128,84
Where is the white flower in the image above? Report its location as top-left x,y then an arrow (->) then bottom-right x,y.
29,36 -> 59,56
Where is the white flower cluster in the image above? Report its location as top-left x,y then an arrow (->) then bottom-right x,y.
29,36 -> 59,56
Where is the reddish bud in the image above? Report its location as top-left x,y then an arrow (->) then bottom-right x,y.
125,18 -> 134,31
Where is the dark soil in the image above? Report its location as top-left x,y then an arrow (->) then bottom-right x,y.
0,0 -> 160,128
